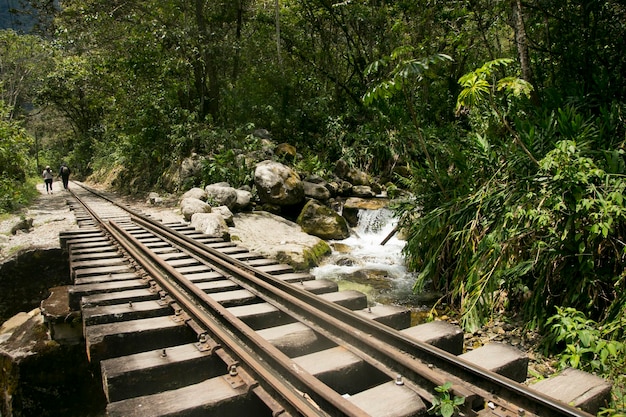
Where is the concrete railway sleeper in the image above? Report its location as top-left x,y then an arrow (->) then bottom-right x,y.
44,182 -> 610,417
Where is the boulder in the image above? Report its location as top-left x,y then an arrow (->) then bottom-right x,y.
205,183 -> 238,209
335,160 -> 370,186
211,205 -> 235,227
344,197 -> 390,211
304,174 -> 326,184
254,160 -> 304,206
334,159 -> 351,179
302,181 -> 331,201
180,197 -> 211,221
297,199 -> 350,240
180,153 -> 205,181
253,128 -> 271,139
275,143 -> 297,159
146,192 -> 163,205
181,187 -> 207,201
325,181 -> 339,196
351,185 -> 376,198
234,189 -> 253,210
160,153 -> 205,192
334,180 -> 353,197
190,213 -> 230,240
10,218 -> 33,235
229,211 -> 331,270
347,170 -> 370,186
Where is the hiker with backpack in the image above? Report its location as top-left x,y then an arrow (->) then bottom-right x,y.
59,163 -> 71,190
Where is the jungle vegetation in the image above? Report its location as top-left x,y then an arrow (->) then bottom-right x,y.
1,1 -> 625,410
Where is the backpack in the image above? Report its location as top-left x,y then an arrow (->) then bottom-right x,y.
61,166 -> 69,175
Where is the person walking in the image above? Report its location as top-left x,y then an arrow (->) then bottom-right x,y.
42,166 -> 54,194
59,163 -> 71,190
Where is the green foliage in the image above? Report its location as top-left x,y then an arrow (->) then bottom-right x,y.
364,48 -> 454,192
545,307 -> 626,416
401,100 -> 626,331
0,30 -> 53,117
400,58 -> 625,332
0,102 -> 31,179
427,382 -> 465,417
512,137 -> 626,324
0,177 -> 40,214
545,307 -> 624,374
201,149 -> 253,189
457,59 -> 514,109
457,58 -> 537,165
199,130 -> 263,188
293,153 -> 331,179
455,58 -> 533,111
599,388 -> 626,417
363,49 -> 452,106
0,96 -> 34,212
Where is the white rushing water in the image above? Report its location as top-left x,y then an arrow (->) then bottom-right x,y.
312,208 -> 421,305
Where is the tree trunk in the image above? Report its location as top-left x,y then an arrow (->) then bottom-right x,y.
275,0 -> 283,70
193,0 -> 220,121
511,0 -> 539,104
232,0 -> 244,81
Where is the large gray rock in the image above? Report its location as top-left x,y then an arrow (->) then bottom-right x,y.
297,199 -> 350,240
302,181 -> 331,201
328,180 -> 353,197
234,189 -> 253,210
229,211 -> 331,270
351,185 -> 376,198
254,161 -> 304,206
211,205 -> 235,227
181,187 -> 207,201
190,213 -> 229,240
335,160 -> 370,186
180,197 -> 211,221
205,183 -> 238,209
181,153 -> 204,176
146,192 -> 163,205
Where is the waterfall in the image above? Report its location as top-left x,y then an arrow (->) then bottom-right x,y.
312,208 -> 419,306
355,208 -> 396,238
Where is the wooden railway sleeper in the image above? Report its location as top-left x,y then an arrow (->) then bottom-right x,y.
71,187 -> 594,417
70,188 -> 333,415
106,219 -> 367,416
252,385 -> 292,417
124,213 -> 539,417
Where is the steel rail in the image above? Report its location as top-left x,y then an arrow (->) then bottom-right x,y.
68,188 -> 339,416
70,183 -> 594,417
105,219 -> 371,417
131,214 -> 592,417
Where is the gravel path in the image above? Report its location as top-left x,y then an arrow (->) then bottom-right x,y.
0,182 -> 78,260
0,181 -> 183,261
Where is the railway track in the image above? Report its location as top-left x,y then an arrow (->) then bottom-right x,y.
56,183 -> 604,417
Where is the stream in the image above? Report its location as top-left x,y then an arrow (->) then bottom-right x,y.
312,208 -> 438,312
